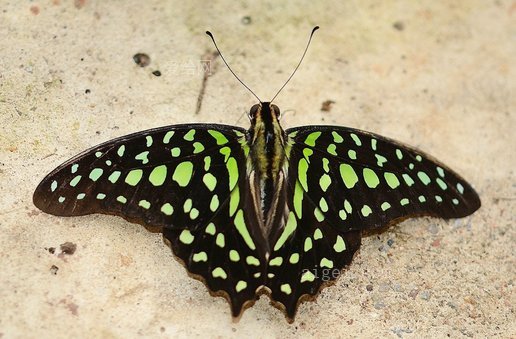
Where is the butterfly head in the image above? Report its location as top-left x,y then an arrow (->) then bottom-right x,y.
249,102 -> 281,123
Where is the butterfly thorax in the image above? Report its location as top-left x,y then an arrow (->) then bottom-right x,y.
247,102 -> 287,239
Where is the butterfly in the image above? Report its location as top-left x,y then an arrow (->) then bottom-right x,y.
33,27 -> 481,322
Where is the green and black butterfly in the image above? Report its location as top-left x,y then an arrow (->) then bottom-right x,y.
33,27 -> 480,322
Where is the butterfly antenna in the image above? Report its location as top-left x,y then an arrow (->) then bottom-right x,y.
206,31 -> 262,103
270,26 -> 319,104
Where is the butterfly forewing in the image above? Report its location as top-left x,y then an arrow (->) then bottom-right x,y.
34,124 -> 239,226
285,126 -> 480,229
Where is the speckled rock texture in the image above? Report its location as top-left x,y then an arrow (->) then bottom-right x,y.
0,1 -> 514,338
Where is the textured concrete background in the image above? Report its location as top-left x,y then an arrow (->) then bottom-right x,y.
0,1 -> 514,338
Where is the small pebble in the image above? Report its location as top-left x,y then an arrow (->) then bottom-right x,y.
420,290 -> 431,300
366,284 -> 373,291
241,16 -> 252,25
133,53 -> 151,67
427,223 -> 440,234
50,265 -> 59,275
408,288 -> 419,299
374,301 -> 386,309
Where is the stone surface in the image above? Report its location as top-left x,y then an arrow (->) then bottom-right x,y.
0,1 -> 514,338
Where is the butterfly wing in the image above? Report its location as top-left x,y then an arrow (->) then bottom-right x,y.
33,124 -> 266,316
266,125 -> 480,319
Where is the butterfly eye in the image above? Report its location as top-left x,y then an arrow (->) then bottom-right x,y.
271,104 -> 281,118
249,104 -> 260,118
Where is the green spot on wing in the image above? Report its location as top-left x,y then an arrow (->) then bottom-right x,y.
161,203 -> 174,216
381,202 -> 391,211
332,131 -> 344,143
173,161 -> 193,187
138,200 -> 151,209
193,142 -> 205,154
320,258 -> 334,268
273,212 -> 297,251
280,283 -> 292,295
319,174 -> 331,192
149,165 -> 167,186
229,186 -> 240,216
70,175 -> 81,187
340,164 -> 358,189
183,129 -> 195,141
396,149 -> 403,160
183,198 -> 193,213
402,173 -> 415,186
313,228 -> 323,240
235,280 -> 247,292
350,133 -> 362,146
269,257 -> 283,266
301,270 -> 315,283
146,135 -> 153,147
234,210 -> 256,250
135,151 -> 149,164
212,267 -> 227,279
437,166 -> 445,177
226,157 -> 238,190
375,154 -> 387,167
348,150 -> 357,160
361,204 -> 372,217
417,171 -> 431,185
209,195 -> 219,212
457,183 -> 464,194
304,237 -> 313,252
363,168 -> 380,188
333,235 -> 346,252
203,173 -> 217,191
125,169 -> 143,186
171,147 -> 181,157
208,130 -> 229,145
246,256 -> 260,266
436,178 -> 448,190
384,172 -> 400,189
179,230 -> 195,244
216,233 -> 225,247
193,252 -> 208,262
117,145 -> 125,157
327,143 -> 337,155
298,158 -> 309,191
205,223 -> 216,235
89,168 -> 103,181
163,131 -> 174,144
293,181 -> 304,218
229,250 -> 240,262
289,253 -> 299,264
304,131 -> 321,147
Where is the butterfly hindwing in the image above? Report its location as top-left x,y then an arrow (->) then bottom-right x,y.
162,143 -> 267,317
